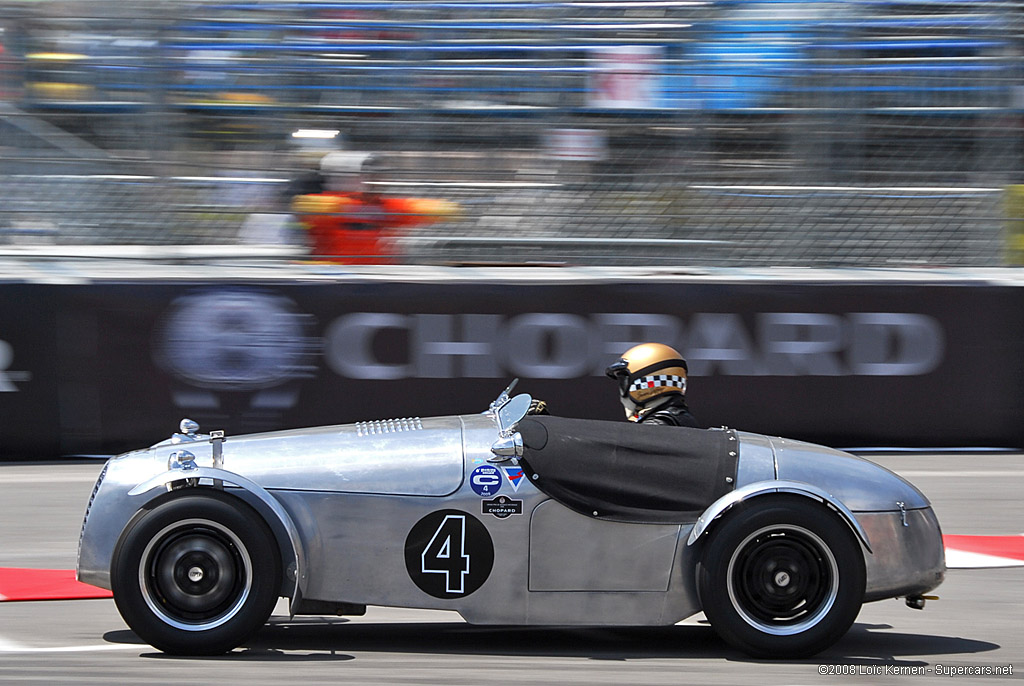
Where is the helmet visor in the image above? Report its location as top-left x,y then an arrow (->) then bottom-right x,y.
605,358 -> 631,397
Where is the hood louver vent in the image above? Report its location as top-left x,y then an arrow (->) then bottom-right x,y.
355,417 -> 424,436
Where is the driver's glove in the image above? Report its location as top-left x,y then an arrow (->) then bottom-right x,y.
527,399 -> 549,415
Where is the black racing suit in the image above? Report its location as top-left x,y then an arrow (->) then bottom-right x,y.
636,394 -> 700,428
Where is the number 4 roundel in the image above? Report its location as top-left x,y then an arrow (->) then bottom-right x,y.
404,510 -> 495,599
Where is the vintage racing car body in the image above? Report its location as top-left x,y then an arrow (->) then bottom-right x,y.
77,386 -> 945,658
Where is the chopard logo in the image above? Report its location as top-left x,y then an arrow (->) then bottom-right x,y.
323,312 -> 944,380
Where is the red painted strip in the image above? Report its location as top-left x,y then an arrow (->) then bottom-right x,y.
0,568 -> 112,602
943,535 -> 1024,561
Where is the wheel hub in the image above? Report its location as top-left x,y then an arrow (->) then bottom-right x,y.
147,526 -> 246,622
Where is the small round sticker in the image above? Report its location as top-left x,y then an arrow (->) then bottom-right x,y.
469,465 -> 502,497
404,510 -> 494,599
468,464 -> 505,497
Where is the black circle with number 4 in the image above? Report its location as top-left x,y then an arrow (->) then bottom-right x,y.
404,509 -> 494,599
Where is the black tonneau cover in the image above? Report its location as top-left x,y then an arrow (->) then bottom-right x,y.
517,416 -> 739,524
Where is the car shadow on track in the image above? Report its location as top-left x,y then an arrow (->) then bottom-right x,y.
104,619 -> 999,664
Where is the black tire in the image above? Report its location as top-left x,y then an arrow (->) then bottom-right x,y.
110,490 -> 282,655
696,495 -> 865,659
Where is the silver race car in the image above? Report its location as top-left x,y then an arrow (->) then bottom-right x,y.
77,383 -> 945,658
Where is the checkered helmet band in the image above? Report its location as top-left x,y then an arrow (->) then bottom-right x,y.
629,374 -> 686,393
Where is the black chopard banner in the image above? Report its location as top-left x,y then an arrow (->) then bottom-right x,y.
1,279 -> 1022,458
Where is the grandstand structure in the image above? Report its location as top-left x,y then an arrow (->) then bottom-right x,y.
0,0 -> 1022,266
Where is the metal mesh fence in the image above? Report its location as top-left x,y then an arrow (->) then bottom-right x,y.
0,0 -> 1022,266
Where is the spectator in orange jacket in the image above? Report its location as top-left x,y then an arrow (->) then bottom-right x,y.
292,152 -> 459,263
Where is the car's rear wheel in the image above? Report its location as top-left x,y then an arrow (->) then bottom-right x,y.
696,496 -> 865,658
111,491 -> 281,655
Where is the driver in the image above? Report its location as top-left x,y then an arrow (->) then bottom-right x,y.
605,343 -> 700,427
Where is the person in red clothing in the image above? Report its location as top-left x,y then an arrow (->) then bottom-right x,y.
293,151 -> 459,263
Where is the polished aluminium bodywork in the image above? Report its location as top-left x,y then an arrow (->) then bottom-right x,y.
78,393 -> 945,629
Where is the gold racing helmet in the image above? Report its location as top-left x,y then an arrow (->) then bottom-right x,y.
605,343 -> 688,418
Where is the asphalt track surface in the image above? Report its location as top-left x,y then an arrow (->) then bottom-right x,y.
1,454 -> 1022,685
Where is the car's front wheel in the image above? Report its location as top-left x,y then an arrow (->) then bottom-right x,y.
696,495 -> 865,658
111,491 -> 281,655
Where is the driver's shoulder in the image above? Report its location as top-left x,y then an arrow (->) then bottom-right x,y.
644,405 -> 698,428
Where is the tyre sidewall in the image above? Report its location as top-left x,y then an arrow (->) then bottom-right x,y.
696,496 -> 866,659
111,490 -> 281,655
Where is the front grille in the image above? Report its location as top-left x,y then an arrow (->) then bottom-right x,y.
77,460 -> 110,566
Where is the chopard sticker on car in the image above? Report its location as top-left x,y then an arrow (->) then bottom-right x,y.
470,465 -> 502,496
481,496 -> 523,519
404,510 -> 494,599
502,466 -> 525,492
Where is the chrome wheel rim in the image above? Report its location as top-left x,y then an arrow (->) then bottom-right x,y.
726,524 -> 839,636
139,518 -> 253,632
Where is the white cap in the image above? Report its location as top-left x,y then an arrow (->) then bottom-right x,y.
320,151 -> 373,175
